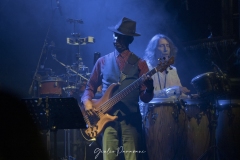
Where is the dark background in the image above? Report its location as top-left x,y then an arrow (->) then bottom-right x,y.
0,0 -> 239,98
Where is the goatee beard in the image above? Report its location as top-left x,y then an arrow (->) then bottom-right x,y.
114,42 -> 128,53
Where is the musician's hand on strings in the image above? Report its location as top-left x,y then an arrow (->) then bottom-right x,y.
143,74 -> 154,93
84,99 -> 94,116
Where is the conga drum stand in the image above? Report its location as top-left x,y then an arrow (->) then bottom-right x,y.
197,98 -> 227,160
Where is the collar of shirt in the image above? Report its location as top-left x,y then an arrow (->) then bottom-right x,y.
114,49 -> 131,58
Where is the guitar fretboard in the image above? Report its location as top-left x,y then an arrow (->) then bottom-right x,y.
99,68 -> 158,113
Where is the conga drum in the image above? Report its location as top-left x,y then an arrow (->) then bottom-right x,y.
182,98 -> 210,160
143,98 -> 187,160
216,99 -> 240,159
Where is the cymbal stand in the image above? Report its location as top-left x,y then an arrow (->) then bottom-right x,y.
59,18 -> 94,159
66,18 -> 94,98
67,19 -> 83,160
59,18 -> 86,160
66,19 -> 84,96
65,66 -> 73,97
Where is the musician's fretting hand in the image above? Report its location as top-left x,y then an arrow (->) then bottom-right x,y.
84,99 -> 94,116
143,74 -> 154,92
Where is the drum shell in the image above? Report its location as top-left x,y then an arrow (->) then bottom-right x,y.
39,77 -> 64,96
183,98 -> 210,160
216,100 -> 240,159
143,98 -> 187,160
191,72 -> 230,98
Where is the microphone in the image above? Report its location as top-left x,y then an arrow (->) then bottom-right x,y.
56,0 -> 62,16
212,61 -> 224,75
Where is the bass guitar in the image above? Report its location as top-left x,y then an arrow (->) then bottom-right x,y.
80,57 -> 174,138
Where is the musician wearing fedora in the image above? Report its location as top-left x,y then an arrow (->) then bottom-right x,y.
81,17 -> 154,160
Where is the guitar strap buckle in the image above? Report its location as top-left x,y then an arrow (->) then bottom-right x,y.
119,72 -> 127,83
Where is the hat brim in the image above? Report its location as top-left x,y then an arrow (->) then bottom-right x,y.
108,26 -> 141,36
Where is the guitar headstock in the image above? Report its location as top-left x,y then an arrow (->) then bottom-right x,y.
156,56 -> 175,73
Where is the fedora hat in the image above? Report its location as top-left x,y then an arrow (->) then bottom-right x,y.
108,17 -> 141,36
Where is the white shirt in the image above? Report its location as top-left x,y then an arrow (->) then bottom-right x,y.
147,62 -> 182,96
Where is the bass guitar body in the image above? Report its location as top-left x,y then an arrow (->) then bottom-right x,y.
80,83 -> 119,138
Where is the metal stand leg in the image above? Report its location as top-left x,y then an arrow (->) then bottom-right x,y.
72,129 -> 78,158
46,130 -> 51,157
63,129 -> 76,160
68,129 -> 71,158
52,129 -> 58,160
64,129 -> 67,158
197,100 -> 227,160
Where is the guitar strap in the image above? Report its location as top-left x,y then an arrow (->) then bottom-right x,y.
119,52 -> 139,82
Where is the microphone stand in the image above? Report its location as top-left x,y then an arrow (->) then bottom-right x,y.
28,8 -> 57,96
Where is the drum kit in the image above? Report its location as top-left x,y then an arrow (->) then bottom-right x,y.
28,18 -> 100,160
141,71 -> 240,160
36,54 -> 90,99
32,19 -> 96,100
